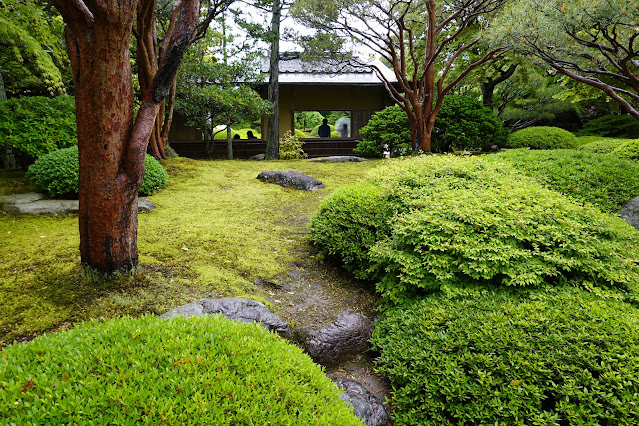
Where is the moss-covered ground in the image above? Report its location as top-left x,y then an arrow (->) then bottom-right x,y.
0,158 -> 381,348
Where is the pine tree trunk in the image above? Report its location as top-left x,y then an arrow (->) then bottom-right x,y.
265,0 -> 281,159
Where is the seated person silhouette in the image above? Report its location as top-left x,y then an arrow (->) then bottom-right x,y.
317,119 -> 330,138
233,134 -> 241,140
246,131 -> 257,139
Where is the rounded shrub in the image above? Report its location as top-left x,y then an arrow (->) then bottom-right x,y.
505,126 -> 578,149
294,128 -> 308,139
27,146 -> 169,198
371,288 -> 639,425
0,95 -> 77,168
0,315 -> 361,424
613,139 -> 639,160
354,105 -> 412,158
309,182 -> 396,280
577,138 -> 626,154
139,154 -> 169,196
578,114 -> 639,138
490,149 -> 639,213
311,156 -> 639,306
431,95 -> 508,152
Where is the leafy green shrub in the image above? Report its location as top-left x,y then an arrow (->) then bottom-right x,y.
278,130 -> 307,160
613,139 -> 639,160
0,315 -> 361,425
431,95 -> 508,152
578,114 -> 639,138
294,128 -> 308,139
505,126 -> 578,149
490,149 -> 639,213
577,138 -> 626,154
372,287 -> 639,425
27,146 -> 168,198
309,182 -> 396,279
0,95 -> 76,168
139,154 -> 169,196
311,156 -> 639,305
354,106 -> 412,158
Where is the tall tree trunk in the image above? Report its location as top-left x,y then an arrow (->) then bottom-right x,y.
481,64 -> 518,110
226,125 -> 233,159
54,0 -> 200,277
265,0 -> 280,159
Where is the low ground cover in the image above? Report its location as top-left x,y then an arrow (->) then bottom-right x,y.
0,158 -> 380,347
1,315 -> 361,424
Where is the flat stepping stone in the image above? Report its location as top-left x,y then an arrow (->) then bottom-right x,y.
308,156 -> 367,163
160,297 -> 292,338
257,170 -> 325,191
0,192 -> 155,215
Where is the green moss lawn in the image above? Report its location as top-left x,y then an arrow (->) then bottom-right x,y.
0,158 -> 380,347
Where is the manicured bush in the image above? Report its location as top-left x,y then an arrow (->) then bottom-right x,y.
613,139 -> 639,160
0,95 -> 77,168
578,114 -> 639,138
354,106 -> 412,158
294,128 -> 308,139
371,287 -> 639,425
505,126 -> 578,149
278,130 -> 307,160
311,156 -> 639,305
490,149 -> 639,213
0,315 -> 361,425
577,138 -> 626,154
431,95 -> 508,152
27,146 -> 168,198
309,182 -> 396,279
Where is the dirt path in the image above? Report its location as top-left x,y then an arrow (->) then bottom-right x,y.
257,203 -> 392,405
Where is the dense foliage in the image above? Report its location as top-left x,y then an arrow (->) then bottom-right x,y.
614,139 -> 639,160
27,146 -> 168,198
490,149 -> 639,213
0,96 -> 76,168
0,315 -> 361,425
577,138 -> 626,154
578,115 -> 639,138
279,130 -> 307,160
505,126 -> 578,149
294,111 -> 324,130
310,156 -> 639,305
354,106 -> 412,158
372,287 -> 639,425
431,95 -> 508,152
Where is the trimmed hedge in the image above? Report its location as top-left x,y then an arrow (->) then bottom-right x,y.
614,139 -> 639,160
490,149 -> 639,213
577,138 -> 626,154
0,95 -> 77,167
372,288 -> 639,425
354,105 -> 412,158
310,156 -> 639,305
578,114 -> 639,138
0,315 -> 361,424
431,95 -> 508,152
505,126 -> 578,149
26,146 -> 168,198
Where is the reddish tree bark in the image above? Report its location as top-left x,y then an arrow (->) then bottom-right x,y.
52,0 -> 200,276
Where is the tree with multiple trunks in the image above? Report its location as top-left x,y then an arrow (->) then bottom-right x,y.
292,0 -> 509,152
496,0 -> 639,120
50,0 -> 231,277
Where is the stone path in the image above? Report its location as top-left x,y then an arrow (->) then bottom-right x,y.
0,192 -> 155,215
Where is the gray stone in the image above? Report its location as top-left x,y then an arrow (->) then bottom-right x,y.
621,196 -> 639,231
160,297 -> 291,338
306,310 -> 374,366
250,154 -> 266,161
0,193 -> 156,215
334,377 -> 392,426
257,170 -> 325,191
308,156 -> 367,163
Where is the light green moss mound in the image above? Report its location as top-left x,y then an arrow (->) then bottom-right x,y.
505,126 -> 578,149
0,315 -> 361,425
372,288 -> 639,425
